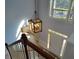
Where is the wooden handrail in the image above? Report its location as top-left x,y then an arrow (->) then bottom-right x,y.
26,39 -> 59,59
8,34 -> 60,59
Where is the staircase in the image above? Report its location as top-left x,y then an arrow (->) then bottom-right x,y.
6,34 -> 59,59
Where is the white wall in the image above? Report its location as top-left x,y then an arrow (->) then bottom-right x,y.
5,0 -> 35,44
38,0 -> 74,59
38,0 -> 74,44
68,33 -> 74,44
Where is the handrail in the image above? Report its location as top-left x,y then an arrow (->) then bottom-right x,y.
26,38 -> 59,59
8,39 -> 22,47
8,34 -> 60,59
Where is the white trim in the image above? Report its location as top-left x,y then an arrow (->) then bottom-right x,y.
48,29 -> 68,38
49,0 -> 53,17
53,0 -> 56,9
47,29 -> 68,58
60,39 -> 67,57
47,32 -> 51,48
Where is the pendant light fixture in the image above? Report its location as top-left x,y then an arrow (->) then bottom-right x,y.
28,0 -> 42,33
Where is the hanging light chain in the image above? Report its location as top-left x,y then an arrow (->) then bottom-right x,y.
34,0 -> 37,18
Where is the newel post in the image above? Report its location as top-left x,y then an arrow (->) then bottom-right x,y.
21,34 -> 29,59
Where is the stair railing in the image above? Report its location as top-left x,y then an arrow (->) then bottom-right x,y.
8,34 -> 60,59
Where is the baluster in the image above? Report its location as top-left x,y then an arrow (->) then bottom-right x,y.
33,50 -> 35,59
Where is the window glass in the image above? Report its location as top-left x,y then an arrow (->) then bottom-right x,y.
54,0 -> 71,9
49,0 -> 73,20
53,10 -> 68,18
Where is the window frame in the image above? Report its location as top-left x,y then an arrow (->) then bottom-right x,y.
49,0 -> 73,21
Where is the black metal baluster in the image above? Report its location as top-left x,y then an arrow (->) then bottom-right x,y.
22,43 -> 26,59
5,43 -> 12,59
33,50 -> 35,59
28,47 -> 31,59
